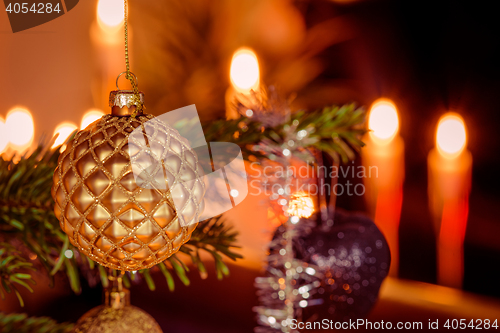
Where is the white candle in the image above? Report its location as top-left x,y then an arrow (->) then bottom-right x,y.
5,107 -> 35,158
52,122 -> 78,151
362,99 -> 405,277
428,113 -> 472,289
97,0 -> 124,28
0,116 -> 8,155
225,47 -> 260,119
91,0 -> 125,109
81,109 -> 105,130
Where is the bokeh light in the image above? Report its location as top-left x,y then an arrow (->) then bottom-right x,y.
287,192 -> 315,218
230,48 -> 260,93
436,113 -> 467,158
368,99 -> 399,144
0,117 -> 8,154
6,107 -> 34,150
81,110 -> 105,130
97,0 -> 125,28
52,122 -> 78,148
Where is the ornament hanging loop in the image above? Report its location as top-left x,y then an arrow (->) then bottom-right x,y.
116,71 -> 139,91
120,0 -> 144,117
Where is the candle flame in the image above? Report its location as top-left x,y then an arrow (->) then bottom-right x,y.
52,122 -> 78,149
0,117 -> 8,154
436,113 -> 467,158
287,192 -> 315,218
230,48 -> 260,93
6,108 -> 34,151
81,110 -> 105,130
368,99 -> 399,144
97,0 -> 124,29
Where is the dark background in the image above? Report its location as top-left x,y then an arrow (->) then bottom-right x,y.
327,0 -> 500,297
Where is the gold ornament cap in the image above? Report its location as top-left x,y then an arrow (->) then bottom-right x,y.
105,288 -> 130,310
109,90 -> 145,116
105,273 -> 130,310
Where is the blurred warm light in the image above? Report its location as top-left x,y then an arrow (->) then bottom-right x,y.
52,122 -> 78,148
0,117 -> 8,154
287,192 -> 315,218
230,48 -> 260,93
330,0 -> 359,3
436,113 -> 467,158
6,107 -> 34,150
368,99 -> 399,144
97,0 -> 124,28
81,110 -> 105,129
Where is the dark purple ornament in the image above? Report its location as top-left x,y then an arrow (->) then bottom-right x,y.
270,209 -> 391,323
297,209 -> 391,322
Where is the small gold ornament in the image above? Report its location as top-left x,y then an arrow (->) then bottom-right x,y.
52,90 -> 205,271
73,273 -> 163,333
72,305 -> 162,333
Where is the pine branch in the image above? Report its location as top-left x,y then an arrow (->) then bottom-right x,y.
203,103 -> 366,164
135,215 -> 241,290
0,243 -> 36,307
0,148 -> 64,295
0,148 -> 241,306
0,103 -> 363,306
0,312 -> 73,333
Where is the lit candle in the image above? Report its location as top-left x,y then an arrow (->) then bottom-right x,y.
91,0 -> 125,109
0,116 -> 8,155
81,109 -> 105,130
428,113 -> 472,289
225,47 -> 260,119
52,122 -> 78,151
287,191 -> 315,219
97,0 -> 124,28
5,107 -> 35,158
361,99 -> 405,277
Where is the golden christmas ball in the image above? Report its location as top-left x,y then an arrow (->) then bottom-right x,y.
52,90 -> 205,271
72,305 -> 163,333
73,277 -> 162,333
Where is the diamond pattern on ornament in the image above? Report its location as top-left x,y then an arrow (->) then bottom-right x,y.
52,113 -> 205,271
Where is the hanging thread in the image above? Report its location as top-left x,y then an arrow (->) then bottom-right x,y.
122,0 -> 143,116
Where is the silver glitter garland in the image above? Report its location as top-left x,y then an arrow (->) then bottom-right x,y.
236,87 -> 390,332
235,88 -> 320,332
